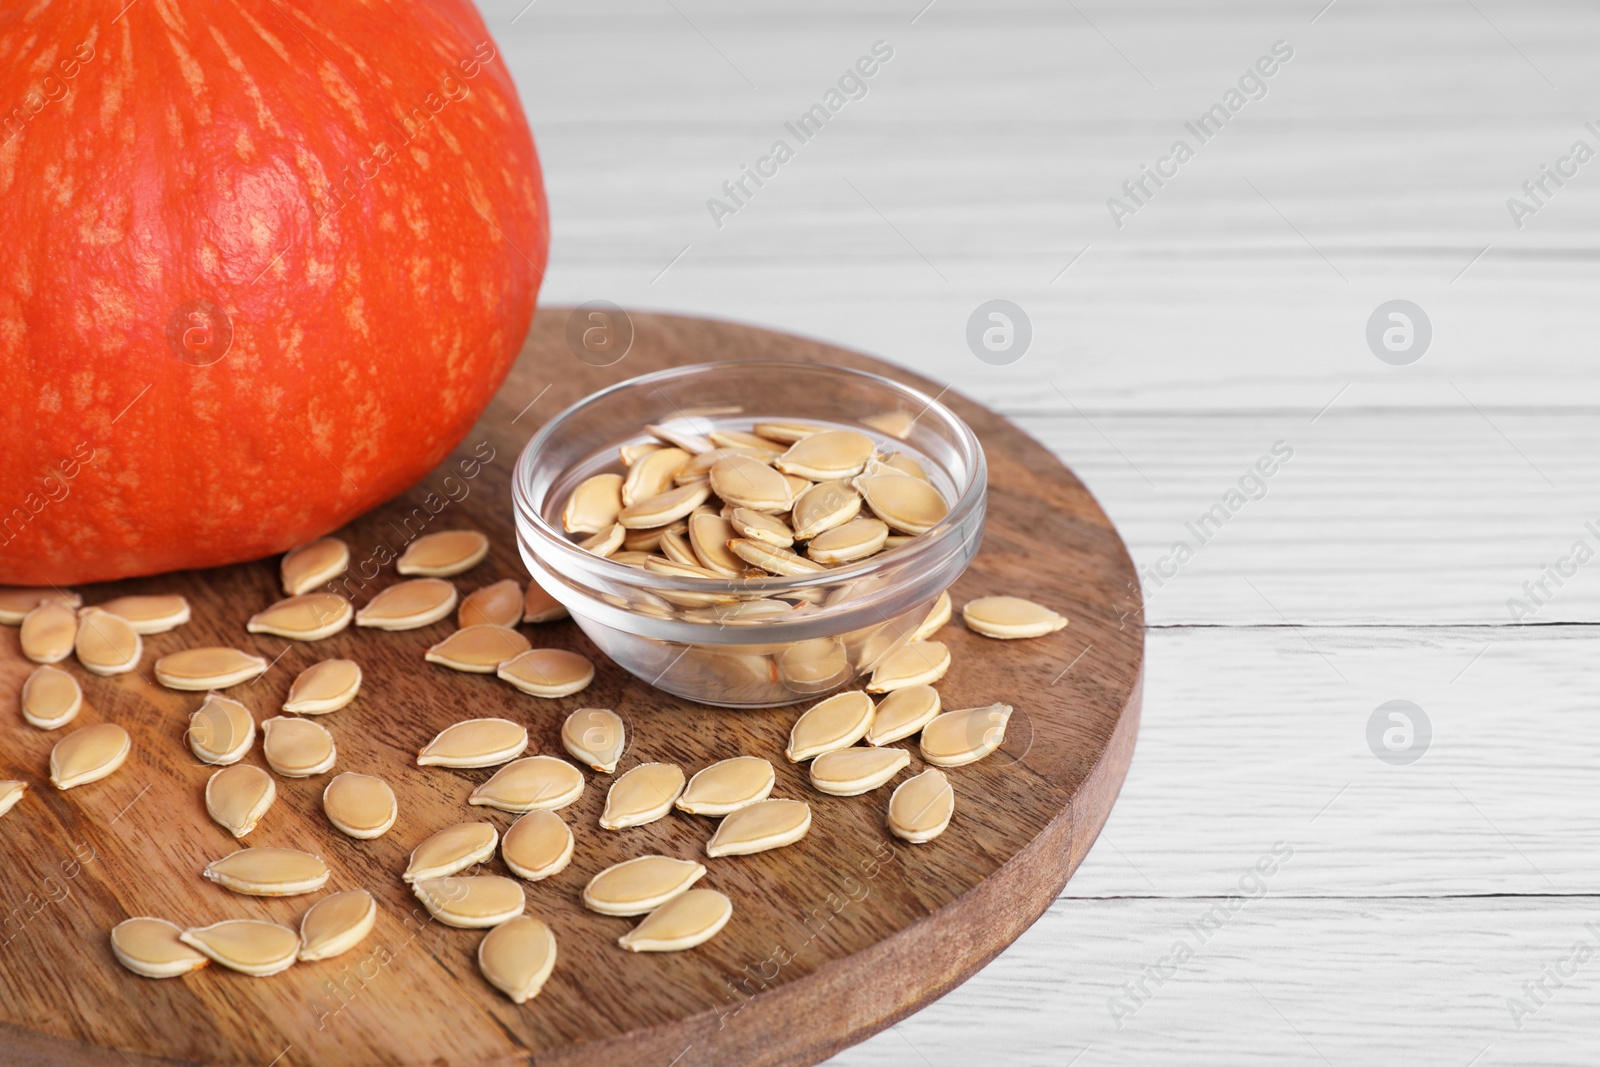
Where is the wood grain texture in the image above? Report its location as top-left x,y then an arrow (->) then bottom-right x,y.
0,311 -> 1142,1066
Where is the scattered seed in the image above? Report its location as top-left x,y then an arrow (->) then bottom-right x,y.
205,764 -> 276,838
0,587 -> 79,625
98,594 -> 191,634
776,637 -> 851,694
856,474 -> 949,535
0,780 -> 23,818
865,685 -> 941,745
677,756 -> 775,816
19,601 -> 77,664
705,798 -> 811,858
323,772 -> 398,839
582,855 -> 706,916
523,579 -> 568,623
600,762 -> 685,830
497,648 -> 594,698
920,703 -> 1014,767
355,579 -> 458,630
180,920 -> 299,977
866,640 -> 951,693
281,538 -> 350,596
413,875 -> 526,928
21,664 -> 82,730
561,708 -> 626,773
417,718 -> 528,768
246,593 -> 353,642
709,455 -> 792,513
397,530 -> 490,577
501,809 -> 574,882
261,716 -> 336,777
619,888 -> 732,953
425,625 -> 532,673
809,746 -> 910,796
478,914 -> 558,1003
622,447 -> 691,507
404,822 -> 499,883
787,691 -> 875,762
961,596 -> 1068,639
458,579 -> 524,628
887,767 -> 955,843
911,591 -> 952,642
283,659 -> 362,715
806,518 -> 890,565
789,480 -> 863,541
617,483 -> 713,529
73,607 -> 143,676
298,890 -> 378,961
751,420 -> 824,443
111,917 -> 209,978
728,539 -> 826,577
203,847 -> 329,896
774,429 -> 875,481
154,647 -> 269,690
49,723 -> 130,789
646,422 -> 714,454
861,410 -> 916,439
469,756 -> 585,813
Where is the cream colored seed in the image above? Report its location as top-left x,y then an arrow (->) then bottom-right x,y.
187,694 -> 256,766
672,447 -> 742,485
470,755 -> 585,813
866,640 -> 951,693
688,513 -> 745,576
646,421 -> 714,454
782,473 -> 813,498
417,718 -> 528,768
98,594 -> 190,634
619,889 -> 733,953
283,659 -> 362,715
856,474 -> 950,535
155,647 -> 269,690
911,591 -> 952,642
578,523 -> 625,557
921,703 -> 1014,767
622,446 -> 690,506
111,918 -> 210,979
203,847 -> 329,896
261,716 -> 336,777
871,451 -> 930,481
790,479 -> 862,541
205,764 -> 276,838
523,579 -> 568,623
642,555 -> 725,581
563,472 -> 625,534
20,601 -> 77,664
355,579 -> 458,631
806,518 -> 890,565
787,690 -> 875,762
709,455 -> 792,513
498,648 -> 594,698
611,550 -> 655,567
884,535 -> 914,550
74,607 -> 143,676
404,822 -> 499,883
728,539 -> 826,577
298,890 -> 378,962
690,599 -> 796,626
180,920 -> 299,977
582,855 -> 706,916
776,637 -> 851,693
862,410 -> 917,439
658,528 -> 699,567
323,772 -> 398,839
397,529 -> 490,577
561,708 -> 626,773
622,526 -> 666,552
501,809 -> 574,882
708,429 -> 784,455
49,723 -> 130,790
751,420 -> 824,443
246,593 -> 353,642
414,875 -> 526,928
478,914 -> 558,1003
888,768 -> 955,843
866,685 -> 942,746
425,625 -> 532,673
961,596 -> 1069,639
0,780 -> 23,818
727,507 -> 794,548
619,441 -> 663,466
0,586 -> 79,625
600,762 -> 685,830
458,579 -> 524,628
705,798 -> 812,858
775,429 -> 876,481
809,746 -> 910,796
677,756 -> 775,816
617,483 -> 713,529
281,537 -> 350,596
21,664 -> 81,730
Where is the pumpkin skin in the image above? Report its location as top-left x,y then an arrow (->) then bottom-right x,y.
0,1 -> 548,585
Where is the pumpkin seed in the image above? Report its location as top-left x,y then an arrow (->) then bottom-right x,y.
470,755 -> 585,813
789,480 -> 862,541
523,580 -> 568,623
20,601 -> 77,663
883,535 -> 914,550
179,920 -> 299,977
619,441 -> 663,465
622,447 -> 691,507
246,593 -> 353,641
862,410 -> 917,439
683,514 -> 741,576
709,455 -> 792,513
98,594 -> 191,634
705,798 -> 811,858
501,809 -> 574,881
865,685 -> 941,745
298,889 -> 377,961
775,429 -> 875,481
477,914 -> 558,1003
787,690 -> 875,761
49,723 -> 129,789
708,429 -> 784,455
806,518 -> 890,565
856,474 -> 949,535
919,703 -> 1013,767
728,539 -> 826,577
21,664 -> 81,729
961,596 -> 1068,639
458,579 -> 524,628
563,473 -> 625,534
622,526 -> 667,553
203,847 -> 329,896
111,917 -> 209,978
809,746 -> 910,796
561,708 -> 626,773
261,716 -> 336,777
0,780 -> 23,818
154,647 -> 269,690
658,527 -> 699,567
617,483 -> 713,529
397,530 -> 490,577
642,555 -> 725,580
355,578 -> 458,630
646,421 -> 714,454
776,637 -> 851,693
578,522 -> 626,557
425,624 -> 532,673
414,875 -> 525,928
672,448 -> 744,486
677,756 -> 775,816
751,420 -> 824,443
0,587 -> 79,625
283,659 -> 362,715
727,507 -> 794,548
404,821 -> 499,883
187,694 -> 256,765
205,764 -> 276,838
323,772 -> 397,839
600,762 -> 685,830
887,767 -> 954,843
871,451 -> 929,481
911,591 -> 952,642
619,889 -> 732,953
73,607 -> 143,676
281,537 -> 350,596
417,718 -> 528,768
582,855 -> 706,916
611,550 -> 656,567
782,473 -> 813,499
866,640 -> 951,693
497,648 -> 594,698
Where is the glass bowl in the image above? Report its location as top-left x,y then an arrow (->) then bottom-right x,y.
511,360 -> 986,707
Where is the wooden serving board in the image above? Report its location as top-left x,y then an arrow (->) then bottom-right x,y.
0,311 -> 1143,1067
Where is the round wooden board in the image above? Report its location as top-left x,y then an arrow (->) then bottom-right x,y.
0,311 -> 1143,1067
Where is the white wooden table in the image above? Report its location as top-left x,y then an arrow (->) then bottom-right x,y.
488,1 -> 1600,1061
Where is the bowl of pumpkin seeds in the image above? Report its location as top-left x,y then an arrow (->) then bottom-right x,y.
512,361 -> 986,707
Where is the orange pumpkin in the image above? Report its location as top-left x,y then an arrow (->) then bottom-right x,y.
0,1 -> 548,584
